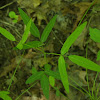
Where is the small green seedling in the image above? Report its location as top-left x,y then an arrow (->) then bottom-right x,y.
26,64 -> 60,99
9,11 -> 18,23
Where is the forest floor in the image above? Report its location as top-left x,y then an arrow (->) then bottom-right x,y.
0,0 -> 100,100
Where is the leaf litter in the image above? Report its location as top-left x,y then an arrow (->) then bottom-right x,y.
0,0 -> 100,100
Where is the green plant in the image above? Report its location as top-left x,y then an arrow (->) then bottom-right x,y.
9,11 -> 18,23
0,91 -> 12,100
0,0 -> 100,99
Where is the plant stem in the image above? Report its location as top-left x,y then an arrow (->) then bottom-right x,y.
78,0 -> 97,26
92,72 -> 99,98
68,76 -> 93,99
86,44 -> 91,97
7,51 -> 25,91
15,81 -> 38,100
46,52 -> 61,56
96,83 -> 100,99
53,87 -> 71,100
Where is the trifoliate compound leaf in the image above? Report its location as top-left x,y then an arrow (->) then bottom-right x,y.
45,70 -> 61,80
61,21 -> 87,55
16,19 -> 32,50
22,41 -> 43,49
40,15 -> 57,43
89,27 -> 100,43
49,76 -> 55,87
68,55 -> 100,72
18,8 -> 40,38
40,74 -> 49,100
0,27 -> 16,41
26,71 -> 44,84
97,50 -> 100,61
58,55 -> 69,93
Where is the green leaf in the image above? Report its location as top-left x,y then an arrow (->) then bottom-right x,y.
49,76 -> 55,87
26,71 -> 44,84
18,8 -> 40,38
22,41 -> 43,49
9,11 -> 16,18
32,67 -> 37,74
58,55 -> 69,93
12,19 -> 17,23
40,74 -> 49,100
61,21 -> 87,55
16,19 -> 32,50
97,50 -> 100,61
40,15 -> 57,43
0,91 -> 9,95
44,64 -> 52,71
45,70 -> 61,80
89,27 -> 100,43
0,91 -> 12,100
68,55 -> 100,72
56,90 -> 60,97
0,27 -> 16,41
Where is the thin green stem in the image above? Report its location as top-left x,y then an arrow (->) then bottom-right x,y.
53,87 -> 71,100
78,0 -> 97,26
46,52 -> 61,56
96,83 -> 100,99
69,83 -> 86,95
68,76 -> 93,99
15,81 -> 38,100
86,44 -> 91,96
7,51 -> 25,91
97,97 -> 100,100
41,46 -> 47,63
52,30 -> 64,45
92,72 -> 99,98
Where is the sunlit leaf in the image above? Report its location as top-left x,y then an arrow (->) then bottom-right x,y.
40,15 -> 57,43
26,71 -> 44,84
58,55 -> 69,93
16,19 -> 32,50
89,27 -> 100,43
23,41 -> 43,49
68,55 -> 100,72
0,91 -> 9,95
61,21 -> 87,55
49,76 -> 55,87
40,74 -> 49,100
18,8 -> 40,38
0,27 -> 16,41
9,11 -> 16,18
0,91 -> 12,100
